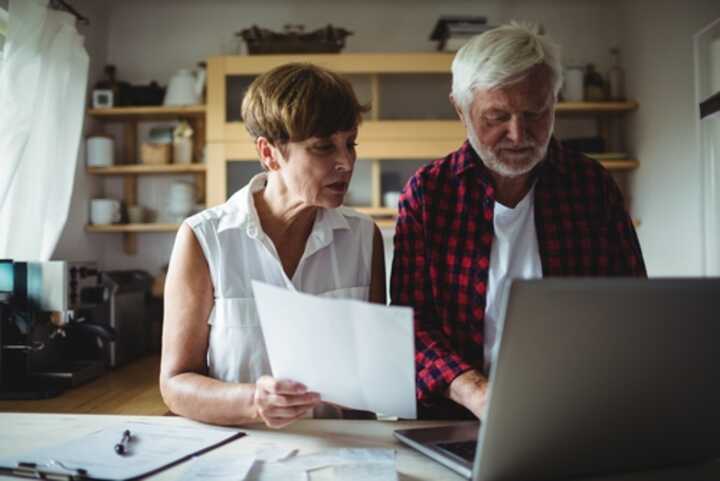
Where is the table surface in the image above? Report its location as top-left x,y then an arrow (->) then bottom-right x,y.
0,413 -> 467,481
2,413 -> 720,481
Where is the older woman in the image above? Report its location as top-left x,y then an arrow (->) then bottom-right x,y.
160,63 -> 385,428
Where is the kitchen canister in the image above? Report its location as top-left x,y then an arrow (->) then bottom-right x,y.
168,181 -> 196,221
89,198 -> 121,224
563,66 -> 584,102
86,136 -> 114,167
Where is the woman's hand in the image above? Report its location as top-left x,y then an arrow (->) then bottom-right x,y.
253,376 -> 321,428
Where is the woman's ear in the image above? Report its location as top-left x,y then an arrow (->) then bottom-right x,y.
256,137 -> 281,171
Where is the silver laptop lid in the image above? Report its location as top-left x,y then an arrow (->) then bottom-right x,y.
474,278 -> 720,481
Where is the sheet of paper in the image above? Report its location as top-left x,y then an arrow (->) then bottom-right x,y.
281,448 -> 396,471
332,462 -> 398,481
0,420 -> 244,480
178,455 -> 255,481
247,448 -> 397,481
252,281 -> 416,419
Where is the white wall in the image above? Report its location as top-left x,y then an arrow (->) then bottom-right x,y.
620,0 -> 720,276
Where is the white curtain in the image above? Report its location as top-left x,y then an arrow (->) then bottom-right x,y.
0,0 -> 88,261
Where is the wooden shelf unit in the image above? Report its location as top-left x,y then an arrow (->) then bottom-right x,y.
86,223 -> 181,233
88,105 -> 206,118
87,105 -> 207,254
87,163 -> 206,175
206,53 -> 639,225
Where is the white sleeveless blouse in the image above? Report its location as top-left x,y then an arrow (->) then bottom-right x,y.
186,173 -> 376,385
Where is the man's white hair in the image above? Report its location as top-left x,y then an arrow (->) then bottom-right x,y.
451,21 -> 563,112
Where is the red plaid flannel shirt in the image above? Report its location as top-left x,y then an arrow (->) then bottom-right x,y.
390,138 -> 646,416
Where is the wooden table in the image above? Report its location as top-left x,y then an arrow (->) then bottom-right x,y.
0,355 -> 166,415
2,413 -> 720,481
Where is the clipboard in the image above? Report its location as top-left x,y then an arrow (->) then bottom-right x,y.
0,421 -> 245,481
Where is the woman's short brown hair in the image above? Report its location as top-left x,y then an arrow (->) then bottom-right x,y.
241,63 -> 369,144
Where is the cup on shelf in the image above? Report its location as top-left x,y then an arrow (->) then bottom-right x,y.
90,198 -> 121,225
127,205 -> 145,224
383,191 -> 402,208
563,66 -> 584,102
168,181 -> 196,221
86,136 -> 114,167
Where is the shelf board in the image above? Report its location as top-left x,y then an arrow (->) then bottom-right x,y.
599,159 -> 639,171
376,219 -> 397,230
556,101 -> 638,112
86,223 -> 180,233
87,164 -> 206,175
354,207 -> 397,217
219,52 -> 456,75
85,215 -> 639,233
88,105 -> 206,119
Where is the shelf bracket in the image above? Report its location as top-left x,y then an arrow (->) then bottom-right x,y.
123,232 -> 137,255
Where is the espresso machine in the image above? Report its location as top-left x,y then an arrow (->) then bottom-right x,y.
0,260 -> 114,399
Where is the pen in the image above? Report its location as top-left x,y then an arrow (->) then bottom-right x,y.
114,429 -> 132,455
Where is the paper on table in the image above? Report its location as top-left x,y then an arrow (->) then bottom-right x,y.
252,281 -> 416,419
281,448 -> 396,472
248,448 -> 397,481
332,462 -> 398,481
178,455 -> 255,481
0,420 -> 244,480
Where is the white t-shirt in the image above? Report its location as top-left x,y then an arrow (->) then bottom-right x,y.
483,186 -> 543,374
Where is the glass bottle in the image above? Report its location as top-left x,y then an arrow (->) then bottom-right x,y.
607,47 -> 626,101
584,63 -> 606,102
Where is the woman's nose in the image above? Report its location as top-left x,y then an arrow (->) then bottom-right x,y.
335,148 -> 355,172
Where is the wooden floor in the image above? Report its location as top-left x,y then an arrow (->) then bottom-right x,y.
0,354 -> 167,415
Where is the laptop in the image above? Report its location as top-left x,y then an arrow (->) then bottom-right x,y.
395,278 -> 720,481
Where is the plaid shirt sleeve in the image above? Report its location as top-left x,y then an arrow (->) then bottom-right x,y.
604,167 -> 647,277
390,173 -> 473,403
606,174 -> 647,276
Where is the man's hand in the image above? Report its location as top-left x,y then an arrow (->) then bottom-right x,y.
253,376 -> 321,428
447,370 -> 489,419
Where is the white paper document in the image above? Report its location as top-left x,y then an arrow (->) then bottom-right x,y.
252,281 -> 417,419
0,420 -> 244,480
247,448 -> 397,481
178,455 -> 255,481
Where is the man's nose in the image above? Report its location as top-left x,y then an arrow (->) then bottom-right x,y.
506,116 -> 525,144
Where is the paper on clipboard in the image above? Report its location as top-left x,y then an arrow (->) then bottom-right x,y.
252,281 -> 417,419
0,420 -> 244,481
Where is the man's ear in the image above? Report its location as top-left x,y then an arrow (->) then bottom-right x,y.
256,137 -> 281,171
450,94 -> 466,123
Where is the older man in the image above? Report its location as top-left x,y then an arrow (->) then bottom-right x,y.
391,22 -> 646,419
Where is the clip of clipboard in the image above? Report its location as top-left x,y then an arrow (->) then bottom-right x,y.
12,460 -> 89,481
0,428 -> 246,481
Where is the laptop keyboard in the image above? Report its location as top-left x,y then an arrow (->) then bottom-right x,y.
436,440 -> 477,462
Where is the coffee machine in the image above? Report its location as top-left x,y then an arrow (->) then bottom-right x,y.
0,260 -> 114,399
72,268 -> 153,368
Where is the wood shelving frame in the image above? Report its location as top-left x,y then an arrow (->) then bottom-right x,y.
86,105 -> 207,253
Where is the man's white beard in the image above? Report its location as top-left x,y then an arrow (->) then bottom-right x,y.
466,121 -> 553,178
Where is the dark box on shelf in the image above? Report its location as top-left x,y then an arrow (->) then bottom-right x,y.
237,24 -> 352,54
